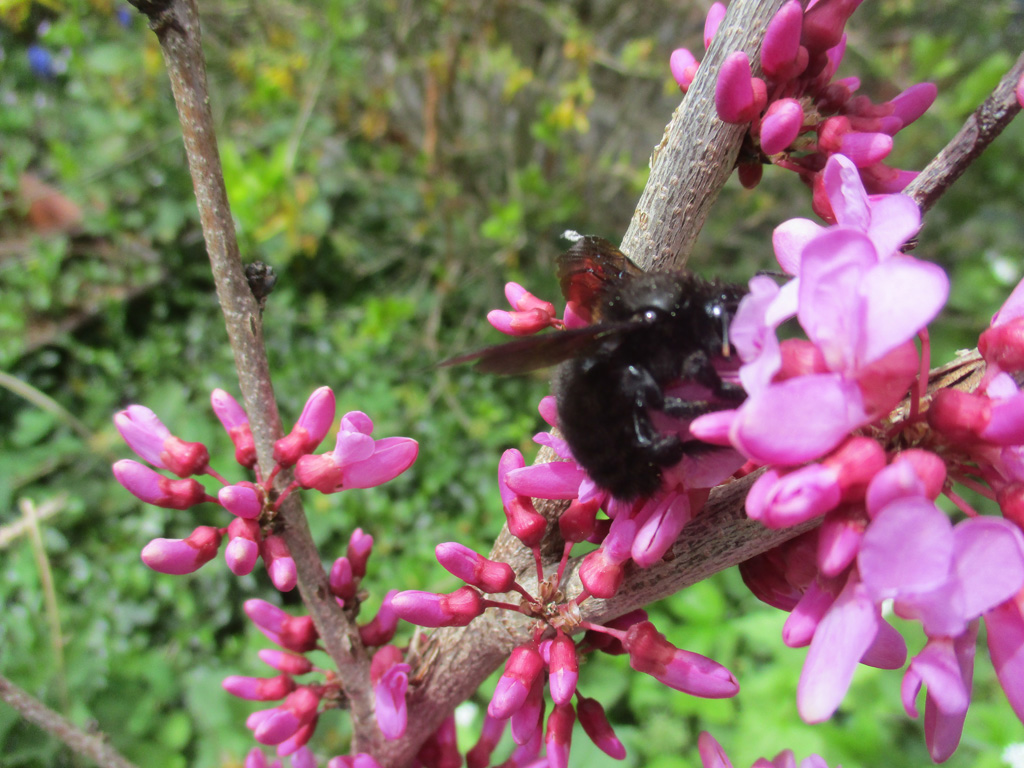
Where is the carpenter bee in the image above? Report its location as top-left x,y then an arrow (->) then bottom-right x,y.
446,233 -> 748,500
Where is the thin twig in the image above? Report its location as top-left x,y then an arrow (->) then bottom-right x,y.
0,673 -> 139,768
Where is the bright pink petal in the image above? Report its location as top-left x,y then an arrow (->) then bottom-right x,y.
985,593 -> 1024,722
823,154 -> 870,230
505,462 -> 586,499
341,437 -> 418,490
952,517 -> 1024,618
772,218 -> 824,274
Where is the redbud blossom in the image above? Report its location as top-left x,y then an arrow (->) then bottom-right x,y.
559,497 -> 600,543
259,649 -> 313,676
114,404 -> 210,477
487,282 -> 561,336
623,621 -> 739,698
113,459 -> 208,510
545,703 -> 576,768
249,686 -> 321,745
498,449 -> 548,547
245,599 -> 320,653
360,590 -> 400,647
703,2 -> 726,48
329,556 -> 356,601
509,676 -> 544,746
223,673 -> 296,701
761,1 -> 808,81
219,482 -> 264,519
467,715 -> 507,768
211,388 -> 256,468
669,48 -> 699,91
759,98 -> 804,155
715,52 -> 767,124
225,517 -> 262,576
273,386 -> 336,467
435,542 -> 516,593
391,586 -> 485,627
262,535 -> 297,592
489,644 -> 545,720
548,632 -> 579,706
577,697 -> 626,760
141,525 -> 222,575
371,646 -> 410,740
347,528 -> 374,578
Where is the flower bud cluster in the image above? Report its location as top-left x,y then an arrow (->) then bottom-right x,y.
682,153 -> 1024,760
112,387 -> 417,589
672,0 -> 935,211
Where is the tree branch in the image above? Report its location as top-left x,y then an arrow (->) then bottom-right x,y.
127,0 -> 375,730
0,673 -> 138,768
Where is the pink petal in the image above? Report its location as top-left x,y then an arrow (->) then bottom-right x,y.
863,193 -> 921,257
985,594 -> 1024,722
887,82 -> 936,129
697,731 -> 735,768
715,52 -> 765,124
670,48 -> 699,91
760,98 -> 804,155
341,437 -> 418,490
772,218 -> 824,274
505,462 -> 586,499
952,517 -> 1024,618
632,492 -> 691,566
823,154 -> 870,230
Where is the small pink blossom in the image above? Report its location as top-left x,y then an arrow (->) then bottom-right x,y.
141,526 -> 222,575
371,646 -> 410,740
273,387 -> 336,467
391,586 -> 485,628
211,388 -> 256,468
114,404 -> 210,477
113,459 -> 209,510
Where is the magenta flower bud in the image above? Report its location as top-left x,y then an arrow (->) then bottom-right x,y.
223,673 -> 296,701
435,542 -> 516,593
289,747 -> 316,768
258,649 -> 313,676
347,528 -> 374,578
498,449 -> 548,547
624,621 -> 739,698
548,632 -> 579,706
759,98 -> 804,155
245,600 -> 320,652
244,747 -> 269,768
545,703 -> 575,768
746,465 -> 842,529
211,388 -> 257,468
703,2 -> 726,49
141,525 -> 222,575
391,586 -> 485,627
273,386 -> 336,467
260,535 -> 297,592
114,405 -> 168,466
980,316 -> 1024,372
505,282 -> 555,315
225,517 -> 262,576
252,686 -> 321,745
577,697 -> 626,760
817,437 -> 886,504
801,0 -> 864,55
886,82 -> 936,131
219,481 -> 264,519
927,389 -> 991,443
293,453 -> 345,493
761,0 -> 808,80
559,497 -> 600,543
113,460 -> 209,510
295,417 -> 418,493
489,644 -> 545,720
584,610 -> 648,655
579,546 -> 626,599
669,48 -> 699,91
837,131 -> 893,167
329,556 -> 356,601
467,715 -> 507,768
360,590 -> 400,647
371,646 -> 410,740
509,675 -> 544,746
715,52 -> 767,124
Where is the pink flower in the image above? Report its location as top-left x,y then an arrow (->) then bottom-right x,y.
114,404 -> 210,477
211,388 -> 256,468
140,525 -> 222,575
391,587 -> 484,628
435,542 -> 516,593
487,282 -> 562,336
113,459 -> 209,510
547,632 -> 578,706
273,387 -> 336,468
697,731 -> 835,768
261,535 -> 297,593
545,703 -> 575,768
371,646 -> 410,740
225,517 -> 262,576
223,673 -> 296,702
715,52 -> 767,124
488,644 -> 545,720
295,411 -> 418,493
577,697 -> 625,759
244,599 -> 319,653
623,621 -> 739,698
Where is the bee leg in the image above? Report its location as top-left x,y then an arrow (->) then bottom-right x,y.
680,351 -> 746,402
622,365 -> 684,464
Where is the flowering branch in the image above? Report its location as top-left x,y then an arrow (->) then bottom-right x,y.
126,0 -> 375,730
905,51 -> 1024,214
0,673 -> 138,768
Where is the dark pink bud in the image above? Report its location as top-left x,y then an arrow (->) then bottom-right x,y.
113,460 -> 208,510
223,673 -> 296,701
577,697 -> 626,760
715,52 -> 767,124
703,2 -> 726,48
294,453 -> 344,493
212,389 -> 257,467
245,600 -> 320,652
761,0 -> 808,80
225,517 -> 262,576
252,686 -> 321,744
360,590 -> 400,647
579,547 -> 625,599
886,82 -> 936,130
141,525 -> 221,575
435,542 -> 516,593
159,436 -> 210,478
548,632 -> 579,706
817,115 -> 851,153
273,387 -> 336,467
821,436 -> 886,503
391,587 -> 485,627
737,161 -> 764,189
759,98 -> 803,155
261,535 -> 297,592
545,703 -> 575,768
980,316 -> 1024,372
505,496 -> 547,548
559,497 -> 600,543
347,528 -> 374,578
623,621 -> 739,698
259,649 -> 314,676
669,48 -> 699,92
801,0 -> 864,55
219,481 -> 264,519
416,716 -> 460,768
488,644 -> 545,720
329,556 -> 356,601
927,389 -> 991,443
509,675 -> 544,746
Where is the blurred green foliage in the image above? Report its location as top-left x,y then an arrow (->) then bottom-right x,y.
0,0 -> 1022,766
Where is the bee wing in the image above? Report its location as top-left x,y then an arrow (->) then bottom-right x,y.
557,235 -> 644,316
441,322 -> 634,375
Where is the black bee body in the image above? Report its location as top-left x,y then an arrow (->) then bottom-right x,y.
554,270 -> 746,499
444,234 -> 748,500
